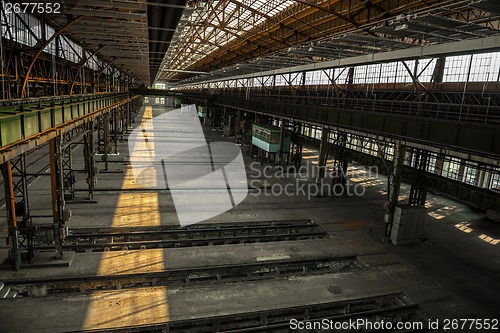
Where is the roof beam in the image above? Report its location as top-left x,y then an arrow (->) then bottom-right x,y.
177,35 -> 500,86
291,0 -> 378,37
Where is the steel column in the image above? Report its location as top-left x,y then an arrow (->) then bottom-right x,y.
385,142 -> 405,237
62,142 -> 75,201
97,113 -> 110,170
278,118 -> 287,166
408,149 -> 429,206
83,121 -> 96,200
112,109 -> 118,153
1,161 -> 21,270
10,154 -> 34,262
331,132 -> 349,194
104,112 -> 109,170
0,24 -> 5,100
290,122 -> 303,169
316,126 -> 329,184
49,135 -> 65,258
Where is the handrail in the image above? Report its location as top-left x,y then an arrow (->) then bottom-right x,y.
218,91 -> 500,125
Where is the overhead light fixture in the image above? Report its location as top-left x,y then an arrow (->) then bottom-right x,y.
394,24 -> 408,31
162,69 -> 208,74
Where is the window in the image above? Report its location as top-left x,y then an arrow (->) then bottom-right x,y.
469,52 -> 500,82
305,69 -> 333,85
334,67 -> 349,85
395,61 -> 414,83
442,157 -> 461,180
275,75 -> 287,86
379,62 -> 397,84
490,169 -> 500,191
443,55 -> 472,82
353,65 -> 368,84
417,58 -> 436,82
463,163 -> 478,186
427,154 -> 437,174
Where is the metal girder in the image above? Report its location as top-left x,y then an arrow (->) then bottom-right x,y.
408,148 -> 429,206
1,160 -> 22,270
96,112 -> 110,170
20,16 -> 84,97
69,45 -> 107,95
165,0 -> 447,82
68,21 -> 147,29
37,0 -> 150,84
63,0 -> 147,10
180,35 -> 500,86
0,93 -> 140,163
9,154 -> 34,263
385,141 -> 404,236
227,0 -> 309,40
61,8 -> 145,20
145,1 -> 187,9
49,135 -> 65,258
83,121 -> 96,200
292,0 -> 377,37
347,144 -> 500,212
211,95 -> 500,158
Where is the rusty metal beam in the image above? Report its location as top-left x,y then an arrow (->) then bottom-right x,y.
291,0 -> 378,36
70,45 -> 106,95
21,16 -> 84,98
1,161 -> 21,270
49,135 -> 64,258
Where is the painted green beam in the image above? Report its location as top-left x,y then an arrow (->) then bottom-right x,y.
0,93 -> 140,163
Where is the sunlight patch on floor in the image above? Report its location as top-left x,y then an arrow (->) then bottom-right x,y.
83,287 -> 169,329
97,249 -> 165,275
84,106 -> 168,330
398,194 -> 408,202
454,222 -> 473,233
428,205 -> 457,220
350,176 -> 384,187
479,234 -> 499,245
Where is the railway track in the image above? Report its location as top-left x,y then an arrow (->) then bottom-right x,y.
71,293 -> 439,333
53,219 -> 329,252
6,255 -> 362,295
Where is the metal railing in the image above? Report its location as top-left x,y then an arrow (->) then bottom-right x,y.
219,90 -> 500,125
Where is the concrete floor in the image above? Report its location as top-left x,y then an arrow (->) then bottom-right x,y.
0,103 -> 498,331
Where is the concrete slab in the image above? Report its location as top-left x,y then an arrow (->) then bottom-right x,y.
20,251 -> 75,269
0,270 -> 409,332
0,238 -> 382,281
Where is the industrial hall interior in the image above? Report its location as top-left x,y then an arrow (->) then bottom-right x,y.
0,0 -> 499,332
